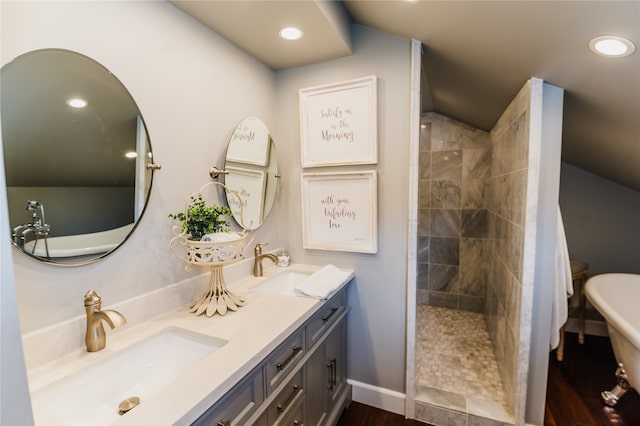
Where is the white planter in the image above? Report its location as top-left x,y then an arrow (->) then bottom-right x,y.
185,232 -> 248,265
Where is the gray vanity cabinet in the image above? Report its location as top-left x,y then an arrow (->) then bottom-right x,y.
191,284 -> 351,426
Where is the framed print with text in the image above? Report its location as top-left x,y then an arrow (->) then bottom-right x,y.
299,75 -> 377,167
301,171 -> 377,253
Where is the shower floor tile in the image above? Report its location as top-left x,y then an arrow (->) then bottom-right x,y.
415,305 -> 512,423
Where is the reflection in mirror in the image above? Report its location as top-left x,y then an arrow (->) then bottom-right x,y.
1,49 -> 156,265
224,117 -> 278,230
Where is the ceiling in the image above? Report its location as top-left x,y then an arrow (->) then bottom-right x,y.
1,49 -> 139,188
172,0 -> 640,193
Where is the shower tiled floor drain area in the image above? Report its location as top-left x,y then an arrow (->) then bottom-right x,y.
415,305 -> 513,425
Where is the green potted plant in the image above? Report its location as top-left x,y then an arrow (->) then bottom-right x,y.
169,193 -> 234,241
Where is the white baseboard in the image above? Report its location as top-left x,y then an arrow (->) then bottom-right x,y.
347,379 -> 406,415
564,318 -> 609,337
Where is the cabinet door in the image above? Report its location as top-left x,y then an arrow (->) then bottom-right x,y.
325,318 -> 347,406
304,346 -> 329,426
305,316 -> 348,426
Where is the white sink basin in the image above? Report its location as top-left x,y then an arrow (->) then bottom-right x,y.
31,327 -> 227,425
252,269 -> 313,296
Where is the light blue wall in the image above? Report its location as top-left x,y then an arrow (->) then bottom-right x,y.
560,161 -> 640,275
275,25 -> 412,393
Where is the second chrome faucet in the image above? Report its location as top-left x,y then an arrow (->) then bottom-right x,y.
84,290 -> 126,352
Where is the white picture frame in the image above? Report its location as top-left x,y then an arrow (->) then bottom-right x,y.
301,171 -> 377,253
299,75 -> 377,167
225,167 -> 266,230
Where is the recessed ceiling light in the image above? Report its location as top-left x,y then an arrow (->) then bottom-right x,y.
66,97 -> 88,108
589,36 -> 636,57
279,27 -> 303,41
125,151 -> 137,159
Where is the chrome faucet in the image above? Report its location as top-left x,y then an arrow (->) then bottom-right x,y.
84,290 -> 127,352
253,242 -> 278,277
12,200 -> 50,257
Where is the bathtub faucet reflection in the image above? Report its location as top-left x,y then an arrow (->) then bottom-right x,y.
11,200 -> 50,257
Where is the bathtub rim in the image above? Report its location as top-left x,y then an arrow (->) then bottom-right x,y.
22,223 -> 134,259
585,273 -> 640,349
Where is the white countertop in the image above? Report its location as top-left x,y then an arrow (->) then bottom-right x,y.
26,264 -> 354,425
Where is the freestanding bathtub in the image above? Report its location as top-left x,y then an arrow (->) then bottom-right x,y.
23,223 -> 134,259
585,273 -> 640,406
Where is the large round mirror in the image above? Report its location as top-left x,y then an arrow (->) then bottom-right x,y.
224,117 -> 278,230
1,49 -> 156,265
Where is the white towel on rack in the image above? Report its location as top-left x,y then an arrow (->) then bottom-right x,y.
293,264 -> 350,300
550,205 -> 574,349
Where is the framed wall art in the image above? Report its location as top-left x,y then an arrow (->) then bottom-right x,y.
301,171 -> 377,253
299,75 -> 377,167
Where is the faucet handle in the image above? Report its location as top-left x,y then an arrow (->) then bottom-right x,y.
255,242 -> 269,254
84,290 -> 101,307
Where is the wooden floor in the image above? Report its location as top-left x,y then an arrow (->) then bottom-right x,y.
338,333 -> 640,426
545,332 -> 640,426
337,402 -> 427,426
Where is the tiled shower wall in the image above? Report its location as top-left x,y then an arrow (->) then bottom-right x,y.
486,85 -> 531,413
416,93 -> 532,416
417,113 -> 491,312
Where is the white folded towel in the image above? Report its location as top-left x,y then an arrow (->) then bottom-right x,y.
550,205 -> 574,350
200,233 -> 238,242
294,264 -> 350,300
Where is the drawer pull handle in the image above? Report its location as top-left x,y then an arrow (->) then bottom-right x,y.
217,421 -> 231,426
322,307 -> 339,322
326,359 -> 337,391
277,384 -> 301,413
330,358 -> 337,387
276,346 -> 302,371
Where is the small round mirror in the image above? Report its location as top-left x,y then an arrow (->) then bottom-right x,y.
223,117 -> 278,230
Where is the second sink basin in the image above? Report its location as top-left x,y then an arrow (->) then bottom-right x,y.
30,327 -> 227,425
252,269 -> 313,296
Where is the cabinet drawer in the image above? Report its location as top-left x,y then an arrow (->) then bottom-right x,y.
265,329 -> 305,394
305,288 -> 347,349
253,412 -> 268,426
278,391 -> 305,426
267,370 -> 304,425
192,366 -> 264,426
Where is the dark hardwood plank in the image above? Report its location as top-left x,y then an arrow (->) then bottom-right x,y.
546,332 -> 640,426
337,401 -> 429,426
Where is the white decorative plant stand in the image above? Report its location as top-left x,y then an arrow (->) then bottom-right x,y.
169,182 -> 253,317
